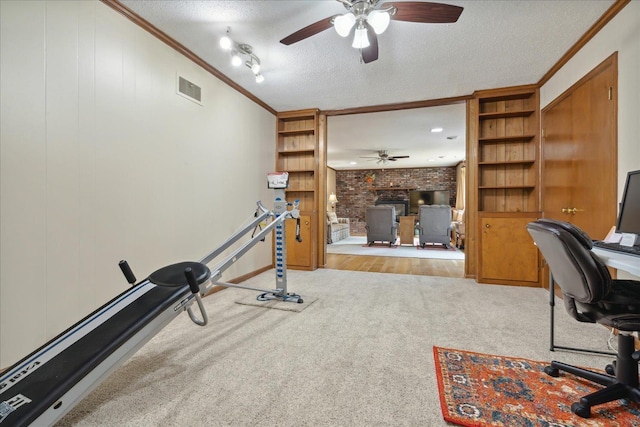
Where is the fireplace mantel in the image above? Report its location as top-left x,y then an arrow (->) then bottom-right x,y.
368,187 -> 416,192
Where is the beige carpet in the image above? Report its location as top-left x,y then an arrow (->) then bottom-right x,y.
57,269 -> 613,426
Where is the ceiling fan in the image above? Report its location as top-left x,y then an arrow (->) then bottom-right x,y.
361,150 -> 410,164
279,0 -> 463,64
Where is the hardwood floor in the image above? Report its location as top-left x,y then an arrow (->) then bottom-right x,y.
325,253 -> 465,278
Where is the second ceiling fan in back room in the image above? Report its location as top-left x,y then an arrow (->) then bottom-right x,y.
279,0 -> 463,64
361,150 -> 410,164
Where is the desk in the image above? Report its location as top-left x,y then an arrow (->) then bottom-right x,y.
592,247 -> 640,277
549,248 -> 640,355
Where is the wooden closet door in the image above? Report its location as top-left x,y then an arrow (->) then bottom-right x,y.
542,53 -> 617,240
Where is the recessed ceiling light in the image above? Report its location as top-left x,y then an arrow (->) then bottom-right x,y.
430,127 -> 443,133
428,159 -> 435,162
350,161 -> 357,165
446,135 -> 457,140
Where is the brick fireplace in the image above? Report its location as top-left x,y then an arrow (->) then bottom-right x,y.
334,167 -> 457,235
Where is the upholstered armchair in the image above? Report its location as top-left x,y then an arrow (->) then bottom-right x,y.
417,205 -> 452,248
365,205 -> 398,246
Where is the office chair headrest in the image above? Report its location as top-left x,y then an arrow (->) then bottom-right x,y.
537,218 -> 593,249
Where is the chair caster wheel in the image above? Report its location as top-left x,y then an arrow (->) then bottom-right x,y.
297,298 -> 303,304
544,366 -> 560,377
571,402 -> 591,418
605,363 -> 615,375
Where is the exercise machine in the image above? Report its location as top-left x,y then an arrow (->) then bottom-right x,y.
0,173 -> 302,426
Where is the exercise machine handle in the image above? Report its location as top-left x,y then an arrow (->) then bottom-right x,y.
119,260 -> 136,285
184,267 -> 200,295
184,267 -> 209,326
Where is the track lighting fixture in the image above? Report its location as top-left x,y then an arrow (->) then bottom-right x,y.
219,28 -> 264,83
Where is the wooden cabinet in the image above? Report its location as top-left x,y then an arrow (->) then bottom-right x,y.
469,86 -> 541,286
284,215 -> 314,268
478,213 -> 539,286
276,109 -> 319,270
399,216 -> 416,245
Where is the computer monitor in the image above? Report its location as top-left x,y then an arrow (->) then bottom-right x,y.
616,170 -> 640,235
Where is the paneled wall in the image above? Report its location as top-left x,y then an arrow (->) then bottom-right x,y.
335,167 -> 457,234
0,1 -> 275,367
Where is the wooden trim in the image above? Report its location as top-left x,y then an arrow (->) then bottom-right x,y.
472,84 -> 539,99
322,95 -> 471,116
318,114 -> 328,268
465,98 -> 478,280
537,0 -> 630,87
202,264 -> 273,297
100,0 -> 277,115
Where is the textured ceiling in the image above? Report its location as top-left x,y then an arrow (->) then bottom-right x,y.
119,0 -> 616,168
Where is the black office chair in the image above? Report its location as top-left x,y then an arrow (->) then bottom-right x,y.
526,219 -> 640,418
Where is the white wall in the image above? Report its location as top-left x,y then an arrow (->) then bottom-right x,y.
541,1 -> 640,199
0,1 -> 275,367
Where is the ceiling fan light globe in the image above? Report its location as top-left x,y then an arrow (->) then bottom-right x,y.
334,13 -> 356,37
368,10 -> 390,34
352,27 -> 370,49
255,73 -> 264,83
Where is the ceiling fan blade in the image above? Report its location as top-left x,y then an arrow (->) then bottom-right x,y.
382,2 -> 463,23
361,21 -> 379,64
280,15 -> 338,45
388,158 -> 398,161
389,155 -> 410,159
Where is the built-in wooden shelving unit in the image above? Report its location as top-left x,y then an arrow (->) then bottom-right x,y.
275,109 -> 320,270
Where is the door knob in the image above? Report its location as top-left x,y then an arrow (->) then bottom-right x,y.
485,223 -> 490,228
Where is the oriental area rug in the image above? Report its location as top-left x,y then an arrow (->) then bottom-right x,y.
433,346 -> 640,427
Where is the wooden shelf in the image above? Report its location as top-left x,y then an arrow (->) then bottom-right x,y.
285,189 -> 314,193
285,169 -> 315,173
478,160 -> 535,166
478,185 -> 536,190
479,135 -> 536,143
479,109 -> 536,120
278,149 -> 315,155
277,128 -> 315,136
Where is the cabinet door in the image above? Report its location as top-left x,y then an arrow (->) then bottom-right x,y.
285,215 -> 313,268
479,215 -> 539,285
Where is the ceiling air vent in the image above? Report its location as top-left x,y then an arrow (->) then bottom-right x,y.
177,75 -> 202,105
